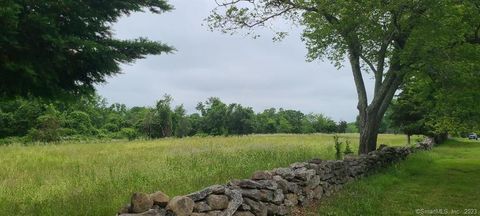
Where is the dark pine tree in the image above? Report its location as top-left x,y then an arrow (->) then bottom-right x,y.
0,0 -> 173,98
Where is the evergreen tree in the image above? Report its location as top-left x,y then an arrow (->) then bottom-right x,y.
0,0 -> 173,97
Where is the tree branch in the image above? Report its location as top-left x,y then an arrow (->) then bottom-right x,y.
376,73 -> 403,122
238,7 -> 295,28
374,41 -> 389,94
360,54 -> 377,74
215,0 -> 251,7
349,51 -> 368,111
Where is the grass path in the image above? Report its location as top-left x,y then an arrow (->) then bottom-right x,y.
0,134 -> 409,216
312,139 -> 480,215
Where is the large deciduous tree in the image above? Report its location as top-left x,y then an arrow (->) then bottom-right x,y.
207,0 -> 480,153
0,0 -> 173,98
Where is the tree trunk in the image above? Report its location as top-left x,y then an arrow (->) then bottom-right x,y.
358,111 -> 381,154
346,37 -> 405,155
407,134 -> 411,145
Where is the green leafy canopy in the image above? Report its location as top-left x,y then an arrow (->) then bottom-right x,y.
0,0 -> 174,98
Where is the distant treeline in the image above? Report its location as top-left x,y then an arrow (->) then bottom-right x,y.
0,95 -> 373,143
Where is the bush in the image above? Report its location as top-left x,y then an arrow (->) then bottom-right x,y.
0,137 -> 26,146
0,112 -> 15,138
120,128 -> 138,141
333,135 -> 343,160
65,111 -> 95,135
27,113 -> 64,142
344,139 -> 354,155
27,128 -> 60,142
103,123 -> 120,132
95,129 -> 111,139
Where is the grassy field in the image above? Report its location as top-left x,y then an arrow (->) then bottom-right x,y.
311,138 -> 480,215
0,133 -> 410,216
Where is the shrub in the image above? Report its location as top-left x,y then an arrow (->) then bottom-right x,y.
344,139 -> 354,155
333,135 -> 343,160
0,137 -> 26,146
27,128 -> 62,143
103,123 -> 120,132
65,111 -> 94,135
28,113 -> 64,142
120,128 -> 138,141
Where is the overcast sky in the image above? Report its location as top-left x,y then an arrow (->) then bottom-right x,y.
95,0 -> 375,122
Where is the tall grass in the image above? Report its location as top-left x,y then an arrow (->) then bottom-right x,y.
0,133 -> 410,215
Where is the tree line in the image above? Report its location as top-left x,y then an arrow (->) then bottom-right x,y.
0,95 -> 358,143
4,90 -> 470,145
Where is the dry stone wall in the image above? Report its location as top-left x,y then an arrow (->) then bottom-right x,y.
117,138 -> 436,216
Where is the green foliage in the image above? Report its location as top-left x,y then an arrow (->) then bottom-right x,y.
337,121 -> 348,133
344,139 -> 354,155
27,105 -> 64,142
120,128 -> 138,141
278,109 -> 304,133
306,113 -> 338,134
173,105 -> 191,138
0,112 -> 14,138
196,97 -> 228,136
0,0 -> 173,98
226,104 -> 255,135
103,123 -> 120,133
346,122 -> 358,133
385,0 -> 480,136
389,93 -> 431,137
0,95 -> 361,143
333,135 -> 343,160
65,111 -> 95,136
255,108 -> 278,134
3,98 -> 44,136
153,95 -> 174,138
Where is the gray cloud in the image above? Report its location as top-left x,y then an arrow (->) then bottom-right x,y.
96,0 -> 375,121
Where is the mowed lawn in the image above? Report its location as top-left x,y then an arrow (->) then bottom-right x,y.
0,134 -> 409,216
311,138 -> 480,216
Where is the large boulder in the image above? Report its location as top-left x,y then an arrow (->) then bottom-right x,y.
131,193 -> 154,213
166,196 -> 194,216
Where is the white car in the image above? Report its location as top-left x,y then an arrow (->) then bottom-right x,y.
468,133 -> 478,140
